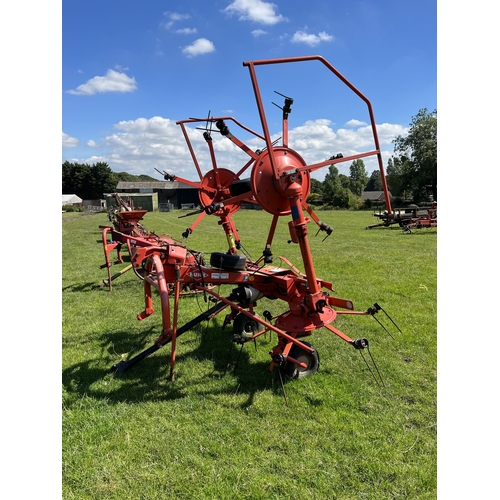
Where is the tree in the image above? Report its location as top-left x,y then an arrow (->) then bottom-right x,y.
307,178 -> 324,205
62,161 -> 90,197
323,165 -> 350,208
309,178 -> 323,195
386,157 -> 404,197
339,174 -> 351,190
114,172 -> 157,182
90,162 -> 117,198
349,159 -> 369,196
62,161 -> 117,199
392,108 -> 437,203
364,170 -> 383,191
322,165 -> 342,203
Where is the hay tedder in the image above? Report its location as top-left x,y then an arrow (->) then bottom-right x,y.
99,56 -> 402,391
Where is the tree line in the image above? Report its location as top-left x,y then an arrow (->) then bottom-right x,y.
63,108 -> 436,208
62,161 -> 156,200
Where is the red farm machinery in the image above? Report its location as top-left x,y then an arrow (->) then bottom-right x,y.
366,201 -> 437,232
99,56 -> 402,393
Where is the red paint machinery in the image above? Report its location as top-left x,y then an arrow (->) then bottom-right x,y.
103,56 -> 401,391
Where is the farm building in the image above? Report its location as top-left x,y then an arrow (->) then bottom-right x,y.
361,190 -> 393,202
62,194 -> 83,205
83,199 -> 107,212
115,181 -> 199,210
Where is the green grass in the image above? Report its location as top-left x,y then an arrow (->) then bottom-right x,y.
62,209 -> 436,499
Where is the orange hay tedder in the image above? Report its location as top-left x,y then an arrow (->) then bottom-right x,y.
99,56 -> 402,396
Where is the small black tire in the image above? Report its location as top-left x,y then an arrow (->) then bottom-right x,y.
233,312 -> 260,340
210,252 -> 246,271
281,341 -> 320,379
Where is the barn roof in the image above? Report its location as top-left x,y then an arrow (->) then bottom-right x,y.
62,194 -> 82,204
116,181 -> 196,190
361,190 -> 392,201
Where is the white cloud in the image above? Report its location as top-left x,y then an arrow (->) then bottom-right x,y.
291,30 -> 333,46
182,38 -> 215,57
161,12 -> 190,30
285,119 -> 407,178
83,155 -> 106,164
87,139 -> 99,148
169,13 -> 190,21
68,116 -> 256,179
96,117 -> 193,176
68,116 -> 407,181
223,0 -> 286,25
251,29 -> 267,37
345,119 -> 367,127
176,28 -> 197,35
373,123 -> 408,144
66,69 -> 137,95
62,132 -> 79,148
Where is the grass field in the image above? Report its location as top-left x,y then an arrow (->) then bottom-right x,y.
62,208 -> 437,499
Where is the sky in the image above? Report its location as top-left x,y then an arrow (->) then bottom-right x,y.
62,0 -> 437,183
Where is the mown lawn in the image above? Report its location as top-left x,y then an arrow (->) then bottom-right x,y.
62,208 -> 437,499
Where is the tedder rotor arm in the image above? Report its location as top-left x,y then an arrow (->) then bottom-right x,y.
159,116 -> 264,248
301,201 -> 334,241
243,55 -> 392,214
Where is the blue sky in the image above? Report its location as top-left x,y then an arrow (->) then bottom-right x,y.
62,0 -> 437,182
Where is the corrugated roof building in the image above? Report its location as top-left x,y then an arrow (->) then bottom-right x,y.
361,190 -> 392,202
115,181 -> 199,209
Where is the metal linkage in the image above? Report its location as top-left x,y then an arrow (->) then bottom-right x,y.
111,299 -> 228,374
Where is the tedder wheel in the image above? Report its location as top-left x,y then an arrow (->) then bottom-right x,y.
233,312 -> 261,341
281,341 -> 320,379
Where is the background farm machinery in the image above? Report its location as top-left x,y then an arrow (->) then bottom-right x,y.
99,56 -> 402,392
366,201 -> 437,232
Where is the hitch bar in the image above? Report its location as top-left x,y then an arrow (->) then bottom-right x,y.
111,299 -> 228,373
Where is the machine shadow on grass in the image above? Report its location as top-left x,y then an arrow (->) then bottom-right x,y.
62,281 -> 104,293
62,318 -> 286,408
62,277 -> 140,293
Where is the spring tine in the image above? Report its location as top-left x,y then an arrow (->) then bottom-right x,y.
381,308 -> 403,334
222,346 -> 232,376
233,344 -> 245,376
379,305 -> 404,334
372,314 -> 396,340
367,346 -> 385,387
359,350 -> 381,386
278,369 -> 289,407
